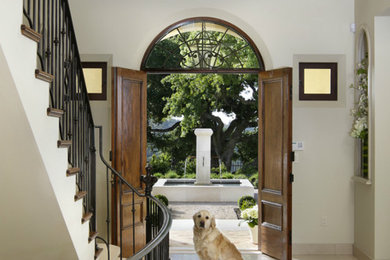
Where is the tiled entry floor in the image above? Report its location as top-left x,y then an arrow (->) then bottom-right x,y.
170,220 -> 357,260
170,254 -> 358,260
169,203 -> 357,260
170,219 -> 256,250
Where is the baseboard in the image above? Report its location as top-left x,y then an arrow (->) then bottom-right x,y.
353,245 -> 373,260
292,243 -> 353,255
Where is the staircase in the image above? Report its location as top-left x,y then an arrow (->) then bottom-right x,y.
0,0 -> 96,259
1,1 -> 171,259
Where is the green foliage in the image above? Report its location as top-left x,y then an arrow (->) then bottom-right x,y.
153,173 -> 164,179
154,194 -> 169,207
241,200 -> 257,211
233,174 -> 247,179
149,152 -> 172,174
249,173 -> 258,188
165,170 -> 180,179
238,195 -> 256,211
236,161 -> 258,177
172,160 -> 185,176
210,173 -> 221,179
183,173 -> 196,179
235,129 -> 258,165
184,157 -> 196,175
211,163 -> 227,175
147,27 -> 259,171
221,173 -> 234,179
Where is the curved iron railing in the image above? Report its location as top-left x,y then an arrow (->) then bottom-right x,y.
96,126 -> 171,260
22,0 -> 97,246
22,0 -> 171,259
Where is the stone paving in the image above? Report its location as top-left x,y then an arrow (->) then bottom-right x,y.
168,202 -> 257,251
169,201 -> 239,219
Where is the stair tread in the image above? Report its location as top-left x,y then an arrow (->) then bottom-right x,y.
47,107 -> 64,118
74,191 -> 87,201
82,212 -> 93,224
57,139 -> 72,148
66,167 -> 80,177
20,24 -> 41,42
35,69 -> 54,83
97,243 -> 121,259
94,247 -> 103,259
89,231 -> 98,243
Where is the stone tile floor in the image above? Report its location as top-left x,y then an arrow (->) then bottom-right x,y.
169,201 -> 239,219
169,202 -> 258,252
170,219 -> 256,250
168,202 -> 357,260
170,254 -> 358,260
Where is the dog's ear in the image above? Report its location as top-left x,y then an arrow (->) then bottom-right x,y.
193,212 -> 198,223
211,216 -> 216,229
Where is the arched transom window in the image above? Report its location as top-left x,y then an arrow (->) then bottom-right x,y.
141,17 -> 264,73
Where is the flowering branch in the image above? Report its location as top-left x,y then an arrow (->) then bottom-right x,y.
350,58 -> 368,139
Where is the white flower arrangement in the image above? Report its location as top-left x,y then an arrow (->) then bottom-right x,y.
350,58 -> 368,139
239,206 -> 258,228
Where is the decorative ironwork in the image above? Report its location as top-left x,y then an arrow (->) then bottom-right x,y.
22,1 -> 171,259
142,18 -> 265,72
96,126 -> 171,260
22,0 -> 97,234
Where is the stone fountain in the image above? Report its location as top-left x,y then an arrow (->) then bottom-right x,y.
152,128 -> 254,202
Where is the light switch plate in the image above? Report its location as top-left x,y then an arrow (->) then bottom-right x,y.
292,141 -> 304,151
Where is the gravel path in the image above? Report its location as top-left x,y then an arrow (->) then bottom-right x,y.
169,202 -> 239,219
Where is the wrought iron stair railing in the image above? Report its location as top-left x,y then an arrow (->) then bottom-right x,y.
23,0 -> 97,245
96,126 -> 171,260
22,0 -> 172,259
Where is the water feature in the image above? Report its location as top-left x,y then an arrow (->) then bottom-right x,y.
151,128 -> 254,202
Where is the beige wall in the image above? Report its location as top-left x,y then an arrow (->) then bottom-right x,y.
69,0 -> 356,247
354,1 -> 390,259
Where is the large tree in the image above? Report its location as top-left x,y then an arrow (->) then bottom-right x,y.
149,73 -> 258,170
147,28 -> 259,170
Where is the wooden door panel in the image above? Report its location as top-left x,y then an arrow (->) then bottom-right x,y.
263,80 -> 284,192
258,68 -> 292,260
112,68 -> 147,257
120,77 -> 146,187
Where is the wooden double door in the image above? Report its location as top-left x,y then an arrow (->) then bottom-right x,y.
111,67 -> 292,259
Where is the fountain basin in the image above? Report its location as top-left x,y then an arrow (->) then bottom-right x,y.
152,178 -> 254,202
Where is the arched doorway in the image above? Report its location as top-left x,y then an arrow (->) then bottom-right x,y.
111,17 -> 292,260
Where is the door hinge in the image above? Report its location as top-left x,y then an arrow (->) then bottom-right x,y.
291,151 -> 295,162
289,173 -> 294,183
109,150 -> 112,161
289,85 -> 292,100
289,230 -> 292,245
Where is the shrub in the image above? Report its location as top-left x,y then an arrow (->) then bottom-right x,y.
173,160 -> 185,176
149,152 -> 171,174
184,158 -> 196,175
210,173 -> 221,179
221,172 -> 234,179
241,200 -> 256,211
249,173 -> 258,187
183,173 -> 196,179
235,161 -> 257,177
211,162 -> 227,175
153,172 -> 164,179
238,195 -> 256,211
154,194 -> 169,207
165,170 -> 180,179
233,174 -> 247,179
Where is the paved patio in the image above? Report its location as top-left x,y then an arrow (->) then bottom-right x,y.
169,201 -> 239,219
168,202 -> 258,252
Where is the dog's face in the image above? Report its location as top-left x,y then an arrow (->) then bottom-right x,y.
193,210 -> 216,230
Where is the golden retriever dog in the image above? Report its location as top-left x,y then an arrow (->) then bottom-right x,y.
193,210 -> 243,260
